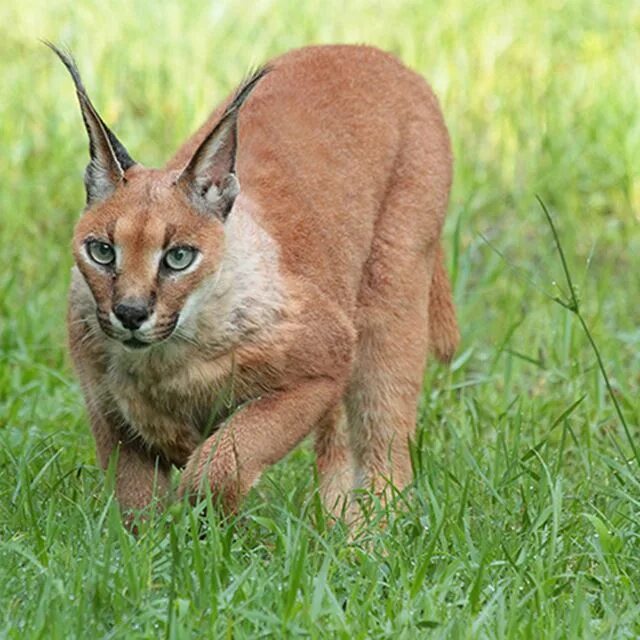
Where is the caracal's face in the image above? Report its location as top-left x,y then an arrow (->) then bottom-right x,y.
73,167 -> 225,351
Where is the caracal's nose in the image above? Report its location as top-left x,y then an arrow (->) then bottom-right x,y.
113,299 -> 151,330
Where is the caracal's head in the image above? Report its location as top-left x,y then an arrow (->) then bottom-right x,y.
49,44 -> 267,351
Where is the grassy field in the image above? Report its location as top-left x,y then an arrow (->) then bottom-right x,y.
1,0 -> 639,637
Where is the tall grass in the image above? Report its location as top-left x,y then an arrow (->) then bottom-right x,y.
1,1 -> 639,637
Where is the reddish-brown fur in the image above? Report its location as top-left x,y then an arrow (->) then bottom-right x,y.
59,44 -> 459,522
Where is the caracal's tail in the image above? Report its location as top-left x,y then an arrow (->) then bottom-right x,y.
429,243 -> 459,363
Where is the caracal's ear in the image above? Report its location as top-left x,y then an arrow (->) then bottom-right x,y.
45,42 -> 137,206
176,66 -> 270,221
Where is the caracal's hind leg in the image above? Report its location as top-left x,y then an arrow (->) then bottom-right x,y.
347,247 -> 433,500
314,402 -> 356,520
347,118 -> 452,501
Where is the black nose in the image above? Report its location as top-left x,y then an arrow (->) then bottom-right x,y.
113,299 -> 150,330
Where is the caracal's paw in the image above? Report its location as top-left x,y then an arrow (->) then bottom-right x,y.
178,433 -> 256,512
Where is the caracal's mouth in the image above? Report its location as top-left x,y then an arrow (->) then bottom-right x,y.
120,318 -> 180,351
96,310 -> 180,351
122,337 -> 152,350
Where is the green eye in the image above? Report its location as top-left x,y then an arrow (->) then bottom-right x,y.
164,246 -> 197,271
87,240 -> 115,266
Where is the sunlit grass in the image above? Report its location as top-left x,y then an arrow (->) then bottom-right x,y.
1,1 -> 639,637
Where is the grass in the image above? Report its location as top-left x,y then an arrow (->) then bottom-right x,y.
1,0 -> 639,637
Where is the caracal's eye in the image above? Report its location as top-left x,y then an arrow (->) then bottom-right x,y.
163,246 -> 197,271
87,240 -> 115,266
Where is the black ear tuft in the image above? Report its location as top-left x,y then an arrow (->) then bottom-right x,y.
177,66 -> 271,220
45,41 -> 137,205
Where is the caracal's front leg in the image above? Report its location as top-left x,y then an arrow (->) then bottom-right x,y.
179,378 -> 342,511
314,402 -> 356,520
89,407 -> 171,521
